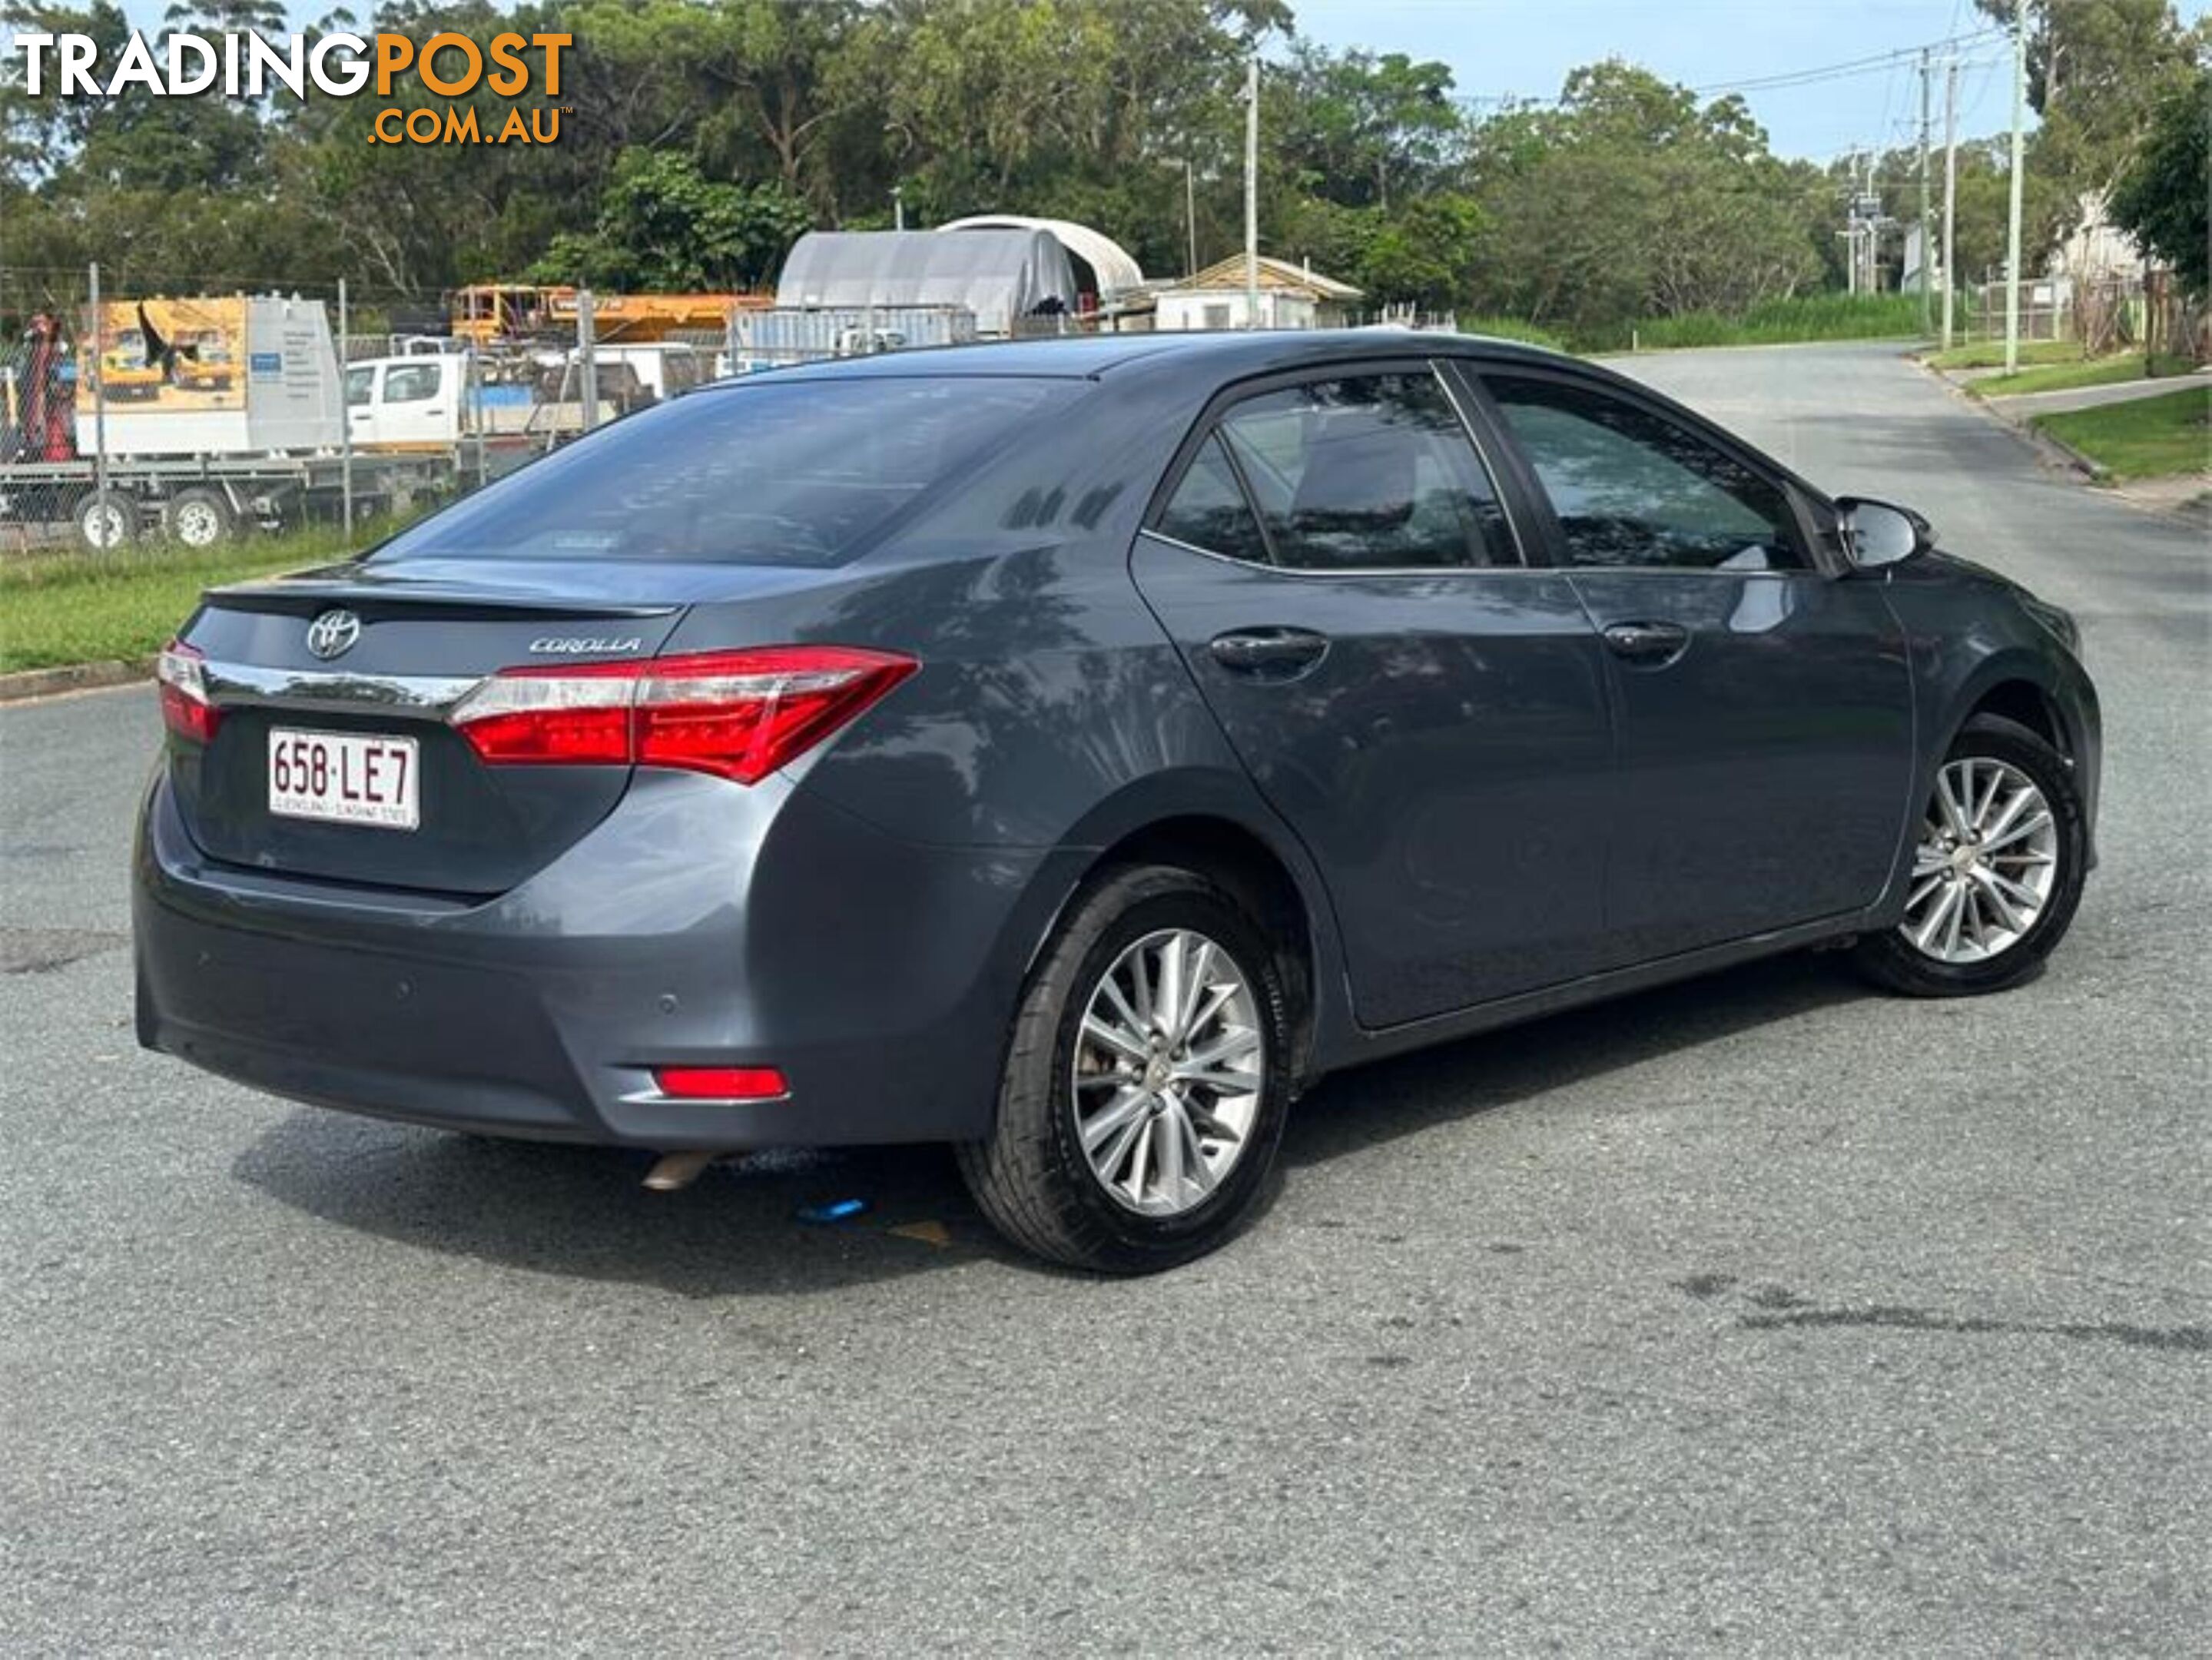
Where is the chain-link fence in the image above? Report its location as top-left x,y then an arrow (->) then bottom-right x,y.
2,262 -> 1123,557
1956,270 -> 2209,362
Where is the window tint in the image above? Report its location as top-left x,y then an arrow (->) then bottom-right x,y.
343,366 -> 373,407
1157,433 -> 1270,564
371,377 -> 1073,568
1215,374 -> 1514,571
1487,375 -> 1802,572
383,363 -> 443,403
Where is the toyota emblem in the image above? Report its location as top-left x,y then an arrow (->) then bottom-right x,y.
305,609 -> 362,660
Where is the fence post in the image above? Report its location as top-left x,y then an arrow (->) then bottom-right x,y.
338,276 -> 353,540
89,261 -> 108,516
577,290 -> 597,433
468,342 -> 486,489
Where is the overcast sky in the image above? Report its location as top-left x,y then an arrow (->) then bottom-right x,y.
1296,0 -> 2212,158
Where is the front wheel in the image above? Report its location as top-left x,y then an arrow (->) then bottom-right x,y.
1851,713 -> 2088,996
957,865 -> 1293,1273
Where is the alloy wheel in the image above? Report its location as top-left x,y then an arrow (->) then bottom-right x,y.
1071,928 -> 1265,1217
1899,756 -> 2060,965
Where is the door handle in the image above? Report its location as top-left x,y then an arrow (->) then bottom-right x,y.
1600,621 -> 1690,665
1207,627 -> 1329,677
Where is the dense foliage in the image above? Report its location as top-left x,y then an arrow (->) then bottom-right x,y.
2,0 -> 2204,342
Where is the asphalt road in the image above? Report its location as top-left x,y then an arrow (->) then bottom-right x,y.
3,341 -> 2207,1656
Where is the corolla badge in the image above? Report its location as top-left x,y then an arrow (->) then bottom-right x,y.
529,636 -> 645,655
304,609 -> 362,660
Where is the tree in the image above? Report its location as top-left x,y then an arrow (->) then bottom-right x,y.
529,149 -> 809,289
1461,62 -> 1819,337
1973,0 -> 2202,240
2108,65 -> 2210,294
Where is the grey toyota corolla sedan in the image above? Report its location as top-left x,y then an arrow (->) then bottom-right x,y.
136,332 -> 2099,1271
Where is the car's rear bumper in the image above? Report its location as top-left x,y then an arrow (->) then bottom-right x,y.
135,769 -> 1068,1150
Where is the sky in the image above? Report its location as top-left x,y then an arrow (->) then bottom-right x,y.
1295,0 -> 2212,158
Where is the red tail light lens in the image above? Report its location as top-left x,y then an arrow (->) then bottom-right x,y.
654,1065 -> 789,1101
450,646 -> 917,784
156,639 -> 221,744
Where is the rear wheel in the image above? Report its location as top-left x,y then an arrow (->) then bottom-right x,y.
1851,714 -> 2087,996
163,487 -> 237,549
957,865 -> 1292,1273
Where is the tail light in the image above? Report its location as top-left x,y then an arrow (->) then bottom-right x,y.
157,639 -> 221,743
450,646 -> 917,785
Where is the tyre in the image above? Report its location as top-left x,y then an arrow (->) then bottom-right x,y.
162,486 -> 237,549
956,864 -> 1294,1273
73,489 -> 137,553
1851,713 -> 2088,997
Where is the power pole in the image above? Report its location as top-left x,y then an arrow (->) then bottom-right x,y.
1942,57 -> 1960,349
1918,48 -> 1934,334
1243,53 -> 1260,330
2003,0 -> 2028,374
1185,158 -> 1199,281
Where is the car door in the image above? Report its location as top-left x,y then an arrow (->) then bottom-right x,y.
375,359 -> 449,448
1471,366 -> 1915,965
1130,363 -> 1617,1028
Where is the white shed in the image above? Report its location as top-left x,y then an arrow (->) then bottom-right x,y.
1155,255 -> 1364,332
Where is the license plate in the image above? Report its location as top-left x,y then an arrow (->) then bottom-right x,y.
268,729 -> 420,831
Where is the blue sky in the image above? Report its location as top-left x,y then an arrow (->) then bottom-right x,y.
1296,0 -> 2210,158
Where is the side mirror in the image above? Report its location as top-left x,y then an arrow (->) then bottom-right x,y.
1836,496 -> 1934,570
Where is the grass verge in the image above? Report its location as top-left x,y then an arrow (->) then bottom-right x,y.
0,520 -> 400,676
1607,294 -> 1927,353
2031,387 -> 2212,481
1969,354 -> 2197,399
1922,339 -> 2082,371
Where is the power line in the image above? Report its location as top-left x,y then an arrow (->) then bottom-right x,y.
1690,28 -> 2007,98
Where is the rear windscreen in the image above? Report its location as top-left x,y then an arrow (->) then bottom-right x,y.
370,377 -> 1076,568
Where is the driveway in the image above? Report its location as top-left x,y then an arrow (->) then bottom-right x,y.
2,340 -> 2206,1655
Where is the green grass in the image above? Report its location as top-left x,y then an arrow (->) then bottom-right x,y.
1922,338 -> 2083,371
2032,387 -> 2212,481
0,520 -> 403,675
1969,354 -> 2197,399
1598,293 -> 1928,354
1455,315 -> 1570,353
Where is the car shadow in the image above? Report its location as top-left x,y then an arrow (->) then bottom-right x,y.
1278,951 -> 1863,1167
233,953 -> 1869,1296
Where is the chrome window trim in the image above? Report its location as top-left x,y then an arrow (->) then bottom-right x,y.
1139,528 -> 1812,583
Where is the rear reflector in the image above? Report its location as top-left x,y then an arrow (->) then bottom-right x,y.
450,646 -> 916,784
654,1065 -> 790,1101
157,639 -> 221,744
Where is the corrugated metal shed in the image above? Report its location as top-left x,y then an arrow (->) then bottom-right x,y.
937,215 -> 1146,297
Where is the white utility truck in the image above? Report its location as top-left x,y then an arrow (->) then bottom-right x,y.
0,294 -> 468,550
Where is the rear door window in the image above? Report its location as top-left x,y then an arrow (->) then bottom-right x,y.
371,377 -> 1075,567
383,363 -> 443,403
1156,433 -> 1271,564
